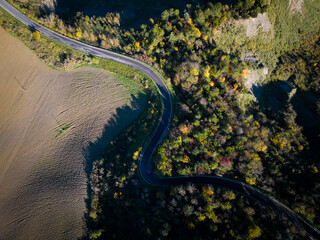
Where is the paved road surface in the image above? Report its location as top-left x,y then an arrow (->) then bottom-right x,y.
1,1 -> 319,238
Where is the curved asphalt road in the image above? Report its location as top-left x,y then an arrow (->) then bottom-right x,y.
1,1 -> 319,238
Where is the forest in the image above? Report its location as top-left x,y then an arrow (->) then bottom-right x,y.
3,0 -> 320,238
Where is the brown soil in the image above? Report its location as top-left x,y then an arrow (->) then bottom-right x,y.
289,0 -> 304,15
0,27 -> 145,239
239,13 -> 273,38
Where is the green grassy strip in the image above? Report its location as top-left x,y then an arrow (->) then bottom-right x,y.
0,7 -> 159,94
0,5 -> 163,170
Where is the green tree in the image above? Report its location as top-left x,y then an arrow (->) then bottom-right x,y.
161,10 -> 170,21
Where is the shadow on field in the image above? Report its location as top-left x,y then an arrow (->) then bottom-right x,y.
79,92 -> 146,239
253,80 -> 320,159
252,81 -> 292,111
253,81 -> 320,132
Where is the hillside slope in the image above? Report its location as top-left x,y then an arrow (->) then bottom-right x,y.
0,27 -> 145,239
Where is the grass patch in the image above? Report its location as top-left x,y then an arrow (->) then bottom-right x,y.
214,0 -> 320,72
55,123 -> 71,136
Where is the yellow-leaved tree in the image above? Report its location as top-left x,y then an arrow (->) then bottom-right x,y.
32,31 -> 40,41
75,28 -> 82,39
248,225 -> 261,239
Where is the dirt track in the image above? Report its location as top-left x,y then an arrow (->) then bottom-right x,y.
0,27 -> 145,239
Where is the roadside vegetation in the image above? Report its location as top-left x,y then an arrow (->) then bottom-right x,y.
2,0 -> 320,238
0,6 -> 153,93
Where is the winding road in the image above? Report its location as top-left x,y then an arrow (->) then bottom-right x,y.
1,1 -> 319,238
